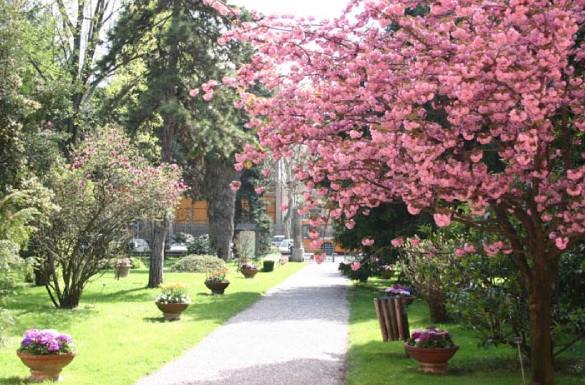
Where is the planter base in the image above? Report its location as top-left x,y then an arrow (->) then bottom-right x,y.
17,352 -> 76,382
404,344 -> 459,374
204,281 -> 230,295
155,302 -> 190,321
241,269 -> 259,279
418,361 -> 449,374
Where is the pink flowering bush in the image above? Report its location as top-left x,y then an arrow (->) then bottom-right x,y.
30,127 -> 185,309
240,263 -> 259,270
17,329 -> 76,355
406,327 -> 455,349
397,230 -> 462,323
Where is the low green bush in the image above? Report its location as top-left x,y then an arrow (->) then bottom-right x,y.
263,260 -> 275,272
169,254 -> 226,273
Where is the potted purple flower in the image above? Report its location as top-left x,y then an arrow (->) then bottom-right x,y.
385,285 -> 416,305
16,328 -> 77,382
405,327 -> 459,374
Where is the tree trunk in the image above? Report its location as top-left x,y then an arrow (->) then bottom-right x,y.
527,259 -> 556,385
426,291 -> 449,323
205,161 -> 238,261
148,218 -> 168,288
58,290 -> 82,309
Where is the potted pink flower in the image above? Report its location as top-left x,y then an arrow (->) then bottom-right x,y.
405,327 -> 459,374
240,263 -> 260,279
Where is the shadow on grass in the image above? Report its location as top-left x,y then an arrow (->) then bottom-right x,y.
0,377 -> 26,385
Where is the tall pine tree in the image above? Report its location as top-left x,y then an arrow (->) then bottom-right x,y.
99,0 -> 253,285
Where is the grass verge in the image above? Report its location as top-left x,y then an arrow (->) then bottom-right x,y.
345,277 -> 585,385
0,262 -> 306,385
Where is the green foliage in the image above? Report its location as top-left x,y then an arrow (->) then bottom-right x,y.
0,0 -> 36,189
0,184 -> 49,344
446,253 -> 528,350
334,203 -> 431,259
169,255 -> 226,273
437,226 -> 585,357
339,260 -> 373,283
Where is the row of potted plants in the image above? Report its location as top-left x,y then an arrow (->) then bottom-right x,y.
14,263 -> 259,380
155,262 -> 263,319
15,326 -> 459,382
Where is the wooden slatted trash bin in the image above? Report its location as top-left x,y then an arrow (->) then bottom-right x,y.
374,296 -> 410,342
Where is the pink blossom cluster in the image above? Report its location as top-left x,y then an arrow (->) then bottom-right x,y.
199,0 -> 585,259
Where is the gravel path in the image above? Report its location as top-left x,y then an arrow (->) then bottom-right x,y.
135,261 -> 350,385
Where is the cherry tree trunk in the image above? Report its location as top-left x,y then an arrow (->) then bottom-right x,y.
527,261 -> 555,385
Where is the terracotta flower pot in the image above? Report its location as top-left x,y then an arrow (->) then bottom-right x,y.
17,352 -> 77,382
155,302 -> 190,321
204,280 -> 230,295
241,269 -> 259,279
114,265 -> 131,279
404,344 -> 459,374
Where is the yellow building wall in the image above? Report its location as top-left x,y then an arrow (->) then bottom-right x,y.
174,195 -> 277,225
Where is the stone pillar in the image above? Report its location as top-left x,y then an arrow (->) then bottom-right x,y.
290,206 -> 304,262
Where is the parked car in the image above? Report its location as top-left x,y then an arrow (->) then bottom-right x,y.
165,241 -> 188,256
278,239 -> 294,254
271,235 -> 285,246
129,238 -> 151,254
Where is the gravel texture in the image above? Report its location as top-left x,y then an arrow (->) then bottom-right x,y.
135,261 -> 350,385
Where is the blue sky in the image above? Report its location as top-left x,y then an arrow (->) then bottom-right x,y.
228,0 -> 350,20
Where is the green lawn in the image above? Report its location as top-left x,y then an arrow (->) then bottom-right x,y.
0,261 -> 306,385
344,277 -> 585,385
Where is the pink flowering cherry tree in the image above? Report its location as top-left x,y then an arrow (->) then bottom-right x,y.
31,127 -> 185,309
199,1 -> 585,384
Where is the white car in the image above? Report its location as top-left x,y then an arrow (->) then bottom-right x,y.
278,239 -> 294,254
271,235 -> 285,246
165,242 -> 188,256
130,238 -> 151,254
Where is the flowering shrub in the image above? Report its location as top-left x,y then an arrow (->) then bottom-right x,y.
406,327 -> 455,348
380,265 -> 395,271
240,263 -> 259,270
115,258 -> 132,267
205,265 -> 229,282
17,329 -> 76,355
155,282 -> 191,304
385,285 -> 414,296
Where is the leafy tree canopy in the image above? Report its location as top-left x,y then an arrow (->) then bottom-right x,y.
201,1 -> 585,384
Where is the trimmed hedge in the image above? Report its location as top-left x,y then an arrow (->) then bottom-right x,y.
262,253 -> 288,272
169,254 -> 227,273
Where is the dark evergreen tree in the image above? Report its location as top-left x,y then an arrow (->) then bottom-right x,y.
99,0 -> 253,278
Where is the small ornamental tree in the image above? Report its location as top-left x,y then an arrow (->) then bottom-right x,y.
199,1 -> 585,383
30,127 -> 184,309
